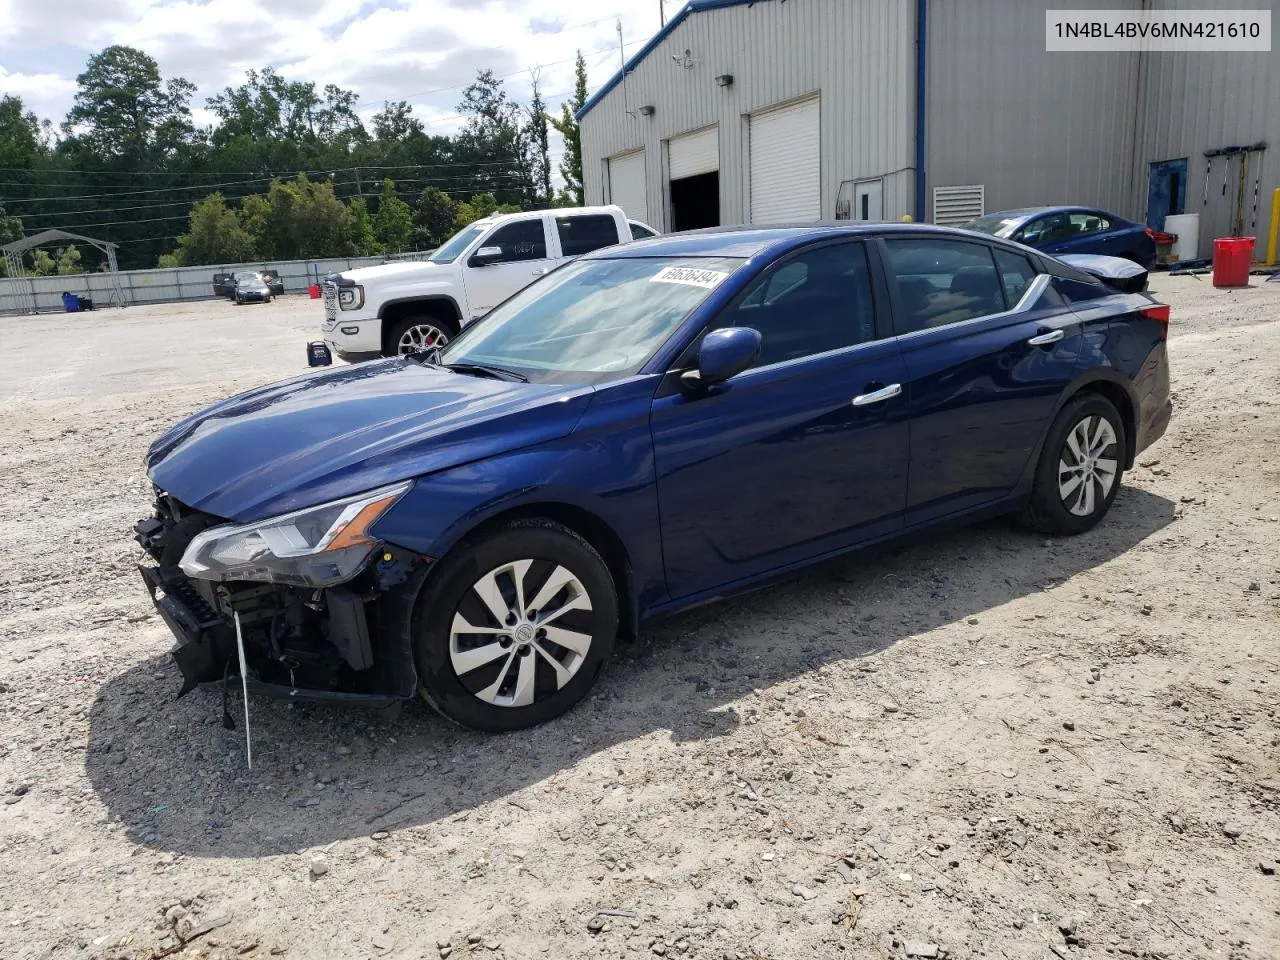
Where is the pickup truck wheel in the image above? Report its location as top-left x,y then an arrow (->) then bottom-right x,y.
388,316 -> 454,356
410,520 -> 618,732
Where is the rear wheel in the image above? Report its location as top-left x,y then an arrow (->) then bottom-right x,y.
1020,393 -> 1125,535
411,521 -> 618,731
387,315 -> 456,356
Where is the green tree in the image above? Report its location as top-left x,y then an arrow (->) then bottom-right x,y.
0,95 -> 48,169
549,51 -> 589,206
348,196 -> 378,255
413,186 -> 459,247
0,205 -> 21,277
455,70 -> 535,206
371,100 -> 424,142
374,179 -> 414,253
166,193 -> 257,266
57,245 -> 83,274
62,45 -> 196,164
247,174 -> 360,260
526,72 -> 551,207
0,206 -> 20,246
30,249 -> 55,275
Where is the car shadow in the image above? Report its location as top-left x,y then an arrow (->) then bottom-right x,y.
85,486 -> 1176,859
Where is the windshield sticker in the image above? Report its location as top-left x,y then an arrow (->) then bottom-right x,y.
649,265 -> 730,289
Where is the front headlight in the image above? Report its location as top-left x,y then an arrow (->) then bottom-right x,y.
179,481 -> 411,587
338,285 -> 364,310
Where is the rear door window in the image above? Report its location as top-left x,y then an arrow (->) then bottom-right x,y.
883,238 -> 1006,334
557,214 -> 622,256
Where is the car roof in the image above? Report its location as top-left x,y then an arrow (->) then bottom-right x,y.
985,205 -> 1116,221
586,221 -> 1020,260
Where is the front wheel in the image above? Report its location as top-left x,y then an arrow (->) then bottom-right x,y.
1020,393 -> 1126,535
387,315 -> 455,356
411,521 -> 618,731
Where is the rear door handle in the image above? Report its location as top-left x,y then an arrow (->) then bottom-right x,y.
1028,328 -> 1065,346
532,267 -> 550,276
851,383 -> 902,407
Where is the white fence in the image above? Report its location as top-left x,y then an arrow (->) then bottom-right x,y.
0,251 -> 433,316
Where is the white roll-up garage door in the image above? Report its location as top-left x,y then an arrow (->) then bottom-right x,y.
749,97 -> 820,223
607,150 -> 647,224
668,126 -> 719,180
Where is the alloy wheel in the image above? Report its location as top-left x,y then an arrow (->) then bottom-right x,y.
1058,415 -> 1119,517
449,559 -> 594,708
397,323 -> 449,355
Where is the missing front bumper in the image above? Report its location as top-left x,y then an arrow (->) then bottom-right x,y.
137,562 -> 419,706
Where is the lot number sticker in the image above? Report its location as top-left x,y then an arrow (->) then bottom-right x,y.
650,265 -> 729,289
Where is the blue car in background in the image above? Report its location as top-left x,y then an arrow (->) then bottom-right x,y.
964,206 -> 1157,270
136,224 -> 1171,732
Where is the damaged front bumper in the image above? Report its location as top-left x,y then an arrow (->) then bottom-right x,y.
135,497 -> 424,707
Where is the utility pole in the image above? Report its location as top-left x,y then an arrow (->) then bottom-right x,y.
617,20 -> 625,69
659,0 -> 665,26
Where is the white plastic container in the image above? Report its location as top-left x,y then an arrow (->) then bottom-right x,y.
1163,213 -> 1201,262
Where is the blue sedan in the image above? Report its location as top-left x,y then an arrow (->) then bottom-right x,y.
964,206 -> 1157,270
136,224 -> 1171,731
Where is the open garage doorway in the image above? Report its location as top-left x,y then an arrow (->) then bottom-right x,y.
668,126 -> 720,232
670,171 -> 720,231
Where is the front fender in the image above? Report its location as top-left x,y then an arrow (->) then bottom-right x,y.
369,379 -> 667,616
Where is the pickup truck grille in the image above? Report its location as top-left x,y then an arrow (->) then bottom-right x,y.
321,282 -> 338,329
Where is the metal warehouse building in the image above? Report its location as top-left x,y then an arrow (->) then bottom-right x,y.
578,0 -> 1279,260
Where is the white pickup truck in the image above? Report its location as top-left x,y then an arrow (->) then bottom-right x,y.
318,204 -> 658,362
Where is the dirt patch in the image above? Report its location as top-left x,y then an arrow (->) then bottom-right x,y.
1,282 -> 1277,960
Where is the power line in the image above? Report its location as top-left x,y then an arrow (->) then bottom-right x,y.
0,164 -> 533,204
0,158 -> 530,183
6,172 -> 532,215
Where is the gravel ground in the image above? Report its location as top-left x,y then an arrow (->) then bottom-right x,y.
0,278 -> 1277,960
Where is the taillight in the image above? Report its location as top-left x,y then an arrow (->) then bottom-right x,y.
1141,303 -> 1170,324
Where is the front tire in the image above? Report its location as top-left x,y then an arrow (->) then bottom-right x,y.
411,521 -> 618,732
387,315 -> 456,357
1021,393 -> 1126,535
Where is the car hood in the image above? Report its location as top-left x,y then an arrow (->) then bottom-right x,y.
340,260 -> 446,284
146,359 -> 595,522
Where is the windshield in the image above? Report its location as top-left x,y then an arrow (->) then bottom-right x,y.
438,256 -> 744,384
430,223 -> 487,264
962,214 -> 1023,238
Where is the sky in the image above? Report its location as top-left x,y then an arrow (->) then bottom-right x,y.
0,0 -> 672,138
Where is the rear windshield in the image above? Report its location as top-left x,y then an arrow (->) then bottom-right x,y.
962,215 -> 1023,238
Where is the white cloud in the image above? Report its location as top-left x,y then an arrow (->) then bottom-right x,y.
0,66 -> 78,124
0,0 -> 667,138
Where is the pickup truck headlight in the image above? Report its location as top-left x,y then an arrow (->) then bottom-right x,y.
338,285 -> 364,310
179,481 -> 411,587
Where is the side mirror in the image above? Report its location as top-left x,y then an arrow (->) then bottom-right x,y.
1021,231 -> 1040,246
469,246 -> 503,267
681,327 -> 762,392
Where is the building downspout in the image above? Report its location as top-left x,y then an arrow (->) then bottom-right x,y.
915,0 -> 928,221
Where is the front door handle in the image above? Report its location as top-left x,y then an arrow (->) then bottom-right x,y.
851,383 -> 902,407
1027,328 -> 1065,346
532,267 -> 550,276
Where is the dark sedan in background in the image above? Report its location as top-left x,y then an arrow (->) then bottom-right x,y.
233,274 -> 274,305
965,206 -> 1156,270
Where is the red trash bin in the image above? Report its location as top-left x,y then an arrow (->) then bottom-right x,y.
1212,236 -> 1254,287
308,283 -> 321,299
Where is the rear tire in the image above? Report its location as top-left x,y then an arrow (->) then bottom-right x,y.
1020,393 -> 1126,536
410,520 -> 618,732
386,314 -> 457,357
